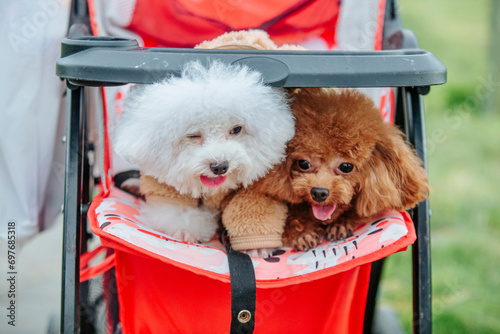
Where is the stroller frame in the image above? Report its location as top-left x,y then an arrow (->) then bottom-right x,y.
57,5 -> 446,333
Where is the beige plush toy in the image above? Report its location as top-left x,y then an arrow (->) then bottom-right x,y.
113,30 -> 295,245
195,29 -> 306,51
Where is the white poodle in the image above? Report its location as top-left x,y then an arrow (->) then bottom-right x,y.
113,61 -> 295,243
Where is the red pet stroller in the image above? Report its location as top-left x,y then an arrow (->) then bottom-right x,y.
57,0 -> 446,333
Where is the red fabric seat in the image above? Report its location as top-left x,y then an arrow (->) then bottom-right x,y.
86,187 -> 415,333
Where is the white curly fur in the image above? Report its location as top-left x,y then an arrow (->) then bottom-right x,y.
114,61 -> 294,196
140,201 -> 219,243
113,61 -> 295,240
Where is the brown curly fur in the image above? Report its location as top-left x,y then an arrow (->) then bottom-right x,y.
242,88 -> 430,251
202,31 -> 428,254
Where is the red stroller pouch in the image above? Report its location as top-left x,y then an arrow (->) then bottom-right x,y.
88,186 -> 416,333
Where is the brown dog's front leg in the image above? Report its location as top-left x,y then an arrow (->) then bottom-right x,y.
221,188 -> 287,253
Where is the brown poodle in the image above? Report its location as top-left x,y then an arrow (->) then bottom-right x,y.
280,88 -> 429,250
223,88 -> 429,254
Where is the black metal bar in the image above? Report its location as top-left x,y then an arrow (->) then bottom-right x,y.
68,0 -> 90,37
363,259 -> 386,334
412,198 -> 432,334
402,87 -> 432,334
66,2 -> 93,332
61,86 -> 85,333
73,0 -> 89,18
80,89 -> 90,255
79,89 -> 96,334
105,265 -> 120,334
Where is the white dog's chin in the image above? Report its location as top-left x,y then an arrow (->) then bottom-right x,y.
141,201 -> 219,243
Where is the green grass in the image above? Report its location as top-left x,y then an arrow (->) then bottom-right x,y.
378,1 -> 500,333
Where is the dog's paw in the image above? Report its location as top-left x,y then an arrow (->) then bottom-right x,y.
242,248 -> 275,258
283,218 -> 325,252
171,231 -> 200,243
180,206 -> 220,242
325,222 -> 355,242
141,202 -> 219,243
291,233 -> 322,252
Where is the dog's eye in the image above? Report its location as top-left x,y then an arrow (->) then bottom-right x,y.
338,163 -> 354,174
230,126 -> 242,135
187,133 -> 202,139
297,160 -> 312,170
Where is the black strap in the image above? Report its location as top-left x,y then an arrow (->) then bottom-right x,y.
113,170 -> 140,189
223,233 -> 257,334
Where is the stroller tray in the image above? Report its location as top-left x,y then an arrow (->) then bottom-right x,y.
56,36 -> 447,88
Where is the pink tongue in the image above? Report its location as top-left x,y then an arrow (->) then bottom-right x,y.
200,175 -> 227,188
312,204 -> 336,221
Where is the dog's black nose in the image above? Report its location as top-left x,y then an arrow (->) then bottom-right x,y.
311,187 -> 329,203
210,161 -> 229,175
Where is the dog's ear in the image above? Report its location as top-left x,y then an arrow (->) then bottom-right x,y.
251,150 -> 297,202
286,88 -> 301,97
355,127 -> 429,217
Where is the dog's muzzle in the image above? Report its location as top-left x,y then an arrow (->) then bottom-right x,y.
210,161 -> 229,175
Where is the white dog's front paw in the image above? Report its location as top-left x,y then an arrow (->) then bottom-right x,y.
242,248 -> 276,258
171,231 -> 200,243
141,202 -> 219,243
180,206 -> 220,242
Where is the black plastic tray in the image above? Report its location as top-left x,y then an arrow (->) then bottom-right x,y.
56,36 -> 447,87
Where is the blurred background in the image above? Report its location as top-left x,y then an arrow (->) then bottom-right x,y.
380,0 -> 500,333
